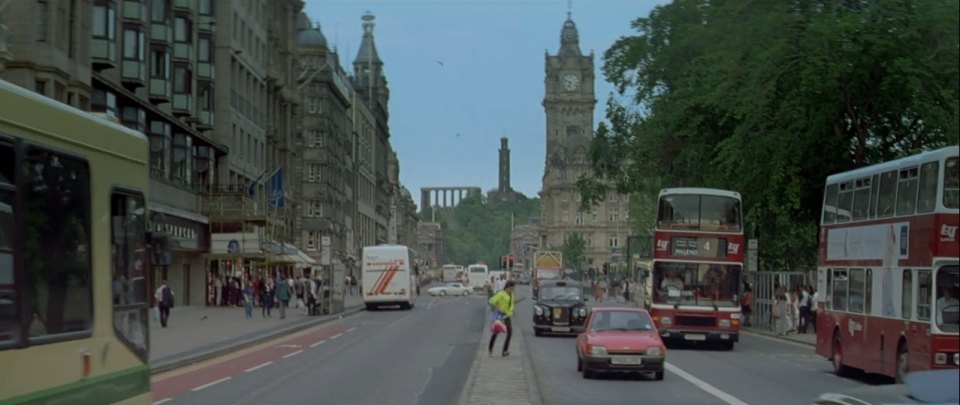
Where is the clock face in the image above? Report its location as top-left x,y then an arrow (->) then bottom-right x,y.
562,74 -> 580,91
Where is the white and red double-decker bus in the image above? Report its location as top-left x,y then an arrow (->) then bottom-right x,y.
650,188 -> 745,350
815,146 -> 959,382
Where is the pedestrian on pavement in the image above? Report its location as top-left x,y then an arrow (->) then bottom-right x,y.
798,285 -> 812,334
488,280 -> 516,357
155,280 -> 174,328
243,282 -> 254,319
262,278 -> 275,318
741,285 -> 754,327
277,275 -> 292,320
622,279 -> 631,304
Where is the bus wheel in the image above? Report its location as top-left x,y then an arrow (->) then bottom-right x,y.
832,331 -> 850,377
895,343 -> 909,384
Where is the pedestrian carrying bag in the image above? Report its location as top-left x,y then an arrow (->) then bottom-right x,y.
490,312 -> 507,334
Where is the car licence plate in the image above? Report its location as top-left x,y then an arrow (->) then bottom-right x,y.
684,334 -> 707,341
551,326 -> 570,332
610,357 -> 642,365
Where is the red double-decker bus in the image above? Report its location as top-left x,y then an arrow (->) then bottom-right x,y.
815,146 -> 959,382
650,188 -> 745,350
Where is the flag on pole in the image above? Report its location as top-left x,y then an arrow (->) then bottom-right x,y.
268,167 -> 285,208
247,169 -> 267,198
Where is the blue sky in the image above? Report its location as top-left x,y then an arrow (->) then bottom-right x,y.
302,0 -> 664,208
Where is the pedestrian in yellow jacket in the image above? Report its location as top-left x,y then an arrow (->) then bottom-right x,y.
488,280 -> 516,356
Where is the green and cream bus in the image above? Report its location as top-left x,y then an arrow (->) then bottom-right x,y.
0,79 -> 158,404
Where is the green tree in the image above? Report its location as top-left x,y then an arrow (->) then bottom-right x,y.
438,193 -> 541,267
561,233 -> 587,274
582,0 -> 959,269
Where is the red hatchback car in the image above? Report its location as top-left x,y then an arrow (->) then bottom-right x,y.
576,307 -> 667,380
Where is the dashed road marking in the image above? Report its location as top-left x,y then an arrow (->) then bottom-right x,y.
330,333 -> 343,340
153,399 -> 172,405
310,340 -> 327,348
346,327 -> 356,332
274,344 -> 302,349
666,362 -> 749,405
191,377 -> 231,392
244,361 -> 273,373
283,349 -> 304,358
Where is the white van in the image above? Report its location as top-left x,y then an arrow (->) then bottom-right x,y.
362,245 -> 416,310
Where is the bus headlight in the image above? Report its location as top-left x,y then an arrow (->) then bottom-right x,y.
660,316 -> 672,326
954,353 -> 959,366
719,319 -> 731,328
578,307 -> 588,317
935,352 -> 947,365
730,313 -> 741,320
535,306 -> 544,316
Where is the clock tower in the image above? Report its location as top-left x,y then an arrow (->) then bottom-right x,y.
540,13 -> 623,270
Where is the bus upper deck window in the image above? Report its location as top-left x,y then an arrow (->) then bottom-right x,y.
944,157 -> 959,209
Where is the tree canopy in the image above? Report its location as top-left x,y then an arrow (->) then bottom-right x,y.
581,0 -> 959,269
421,195 -> 540,268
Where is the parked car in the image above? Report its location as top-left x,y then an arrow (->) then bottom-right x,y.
813,369 -> 959,405
533,279 -> 589,336
427,283 -> 471,297
576,307 -> 666,380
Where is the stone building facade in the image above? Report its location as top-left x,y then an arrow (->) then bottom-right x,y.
538,14 -> 629,270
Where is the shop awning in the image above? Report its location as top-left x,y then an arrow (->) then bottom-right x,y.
263,242 -> 317,266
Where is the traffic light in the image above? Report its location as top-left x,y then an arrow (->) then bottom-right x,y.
500,256 -> 507,269
508,255 -> 514,270
602,262 -> 609,276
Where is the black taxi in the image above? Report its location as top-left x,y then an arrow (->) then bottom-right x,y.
533,279 -> 589,336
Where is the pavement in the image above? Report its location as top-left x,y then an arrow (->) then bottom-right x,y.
150,292 -> 366,373
458,288 -> 542,405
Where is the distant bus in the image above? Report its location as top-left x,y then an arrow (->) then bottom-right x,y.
1,79 -> 158,404
650,187 -> 745,350
467,264 -> 490,291
814,146 -> 959,382
442,264 -> 464,283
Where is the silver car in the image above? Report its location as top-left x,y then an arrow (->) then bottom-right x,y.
428,283 -> 471,297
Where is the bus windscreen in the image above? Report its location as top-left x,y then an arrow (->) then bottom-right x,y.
658,194 -> 742,232
653,262 -> 740,308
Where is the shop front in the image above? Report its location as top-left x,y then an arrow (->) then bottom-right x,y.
148,205 -> 209,307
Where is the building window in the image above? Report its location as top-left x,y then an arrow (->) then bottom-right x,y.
197,35 -> 212,63
308,164 -> 321,182
21,146 -> 94,340
121,106 -> 146,133
35,80 -> 47,95
575,213 -> 584,225
305,231 -> 318,251
91,88 -> 118,117
197,81 -> 213,112
173,63 -> 191,94
36,0 -> 48,41
308,97 -> 319,114
151,0 -> 168,23
92,2 -> 116,40
122,26 -> 146,62
171,134 -> 189,184
150,47 -> 171,79
198,0 -> 213,16
307,201 -> 322,217
193,146 -> 213,189
56,4 -> 68,50
174,15 -> 191,43
149,121 -> 171,178
608,237 -> 619,248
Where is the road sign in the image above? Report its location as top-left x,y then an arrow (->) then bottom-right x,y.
534,251 -> 562,270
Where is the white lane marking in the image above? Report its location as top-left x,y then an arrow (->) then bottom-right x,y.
244,361 -> 273,373
310,339 -> 327,348
330,333 -> 343,340
283,349 -> 304,358
665,363 -> 749,405
191,376 -> 231,392
346,327 -> 356,332
153,399 -> 172,405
